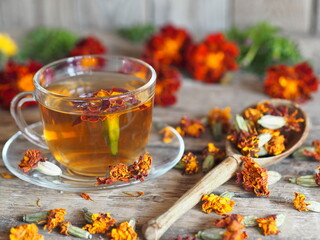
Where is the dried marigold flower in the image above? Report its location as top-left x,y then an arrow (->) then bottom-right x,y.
142,24 -> 192,67
185,33 -> 239,83
207,107 -> 232,140
232,131 -> 259,157
293,192 -> 310,212
97,152 -> 152,185
256,215 -> 280,236
202,143 -> 225,172
83,212 -> 116,234
264,62 -> 319,103
176,116 -> 206,138
18,149 -> 47,173
201,192 -> 235,215
41,208 -> 67,232
181,152 -> 200,175
10,223 -> 44,240
264,134 -> 286,155
108,221 -> 138,240
128,151 -> 153,181
159,126 -> 175,143
281,108 -> 304,132
238,156 -> 270,197
213,214 -> 248,240
302,140 -> 320,162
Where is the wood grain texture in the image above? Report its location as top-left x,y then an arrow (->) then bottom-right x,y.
1,67 -> 320,239
232,0 -> 314,33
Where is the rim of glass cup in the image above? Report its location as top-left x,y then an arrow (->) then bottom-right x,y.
33,54 -> 157,101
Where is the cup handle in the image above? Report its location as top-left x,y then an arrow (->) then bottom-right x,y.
10,91 -> 48,149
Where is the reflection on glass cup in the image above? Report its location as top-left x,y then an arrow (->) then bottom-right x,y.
11,55 -> 156,176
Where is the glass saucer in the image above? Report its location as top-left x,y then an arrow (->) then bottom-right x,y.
2,122 -> 185,192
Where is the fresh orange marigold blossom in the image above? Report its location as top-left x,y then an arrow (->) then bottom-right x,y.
238,156 -> 270,197
83,212 -> 116,234
264,62 -> 319,103
10,223 -> 44,240
201,193 -> 235,215
185,33 -> 239,83
143,24 -> 192,67
108,221 -> 138,240
256,215 -> 280,236
293,192 -> 310,212
0,60 -> 42,109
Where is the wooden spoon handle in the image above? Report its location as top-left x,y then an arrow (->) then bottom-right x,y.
143,155 -> 242,240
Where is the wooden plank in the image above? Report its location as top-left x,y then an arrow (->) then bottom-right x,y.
153,0 -> 231,40
232,0 -> 313,33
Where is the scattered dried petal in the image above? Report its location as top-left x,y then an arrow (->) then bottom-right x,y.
1,173 -> 14,178
81,192 -> 93,201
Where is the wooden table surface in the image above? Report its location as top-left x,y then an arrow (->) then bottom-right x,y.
1,72 -> 320,240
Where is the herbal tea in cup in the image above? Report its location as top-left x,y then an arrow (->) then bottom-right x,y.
11,55 -> 156,176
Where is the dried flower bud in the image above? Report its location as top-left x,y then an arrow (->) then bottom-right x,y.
23,212 -> 48,223
257,115 -> 286,130
292,146 -> 316,160
306,201 -> 320,212
197,228 -> 225,240
289,175 -> 319,187
202,155 -> 215,173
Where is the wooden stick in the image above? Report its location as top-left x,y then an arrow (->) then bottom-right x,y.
143,155 -> 242,240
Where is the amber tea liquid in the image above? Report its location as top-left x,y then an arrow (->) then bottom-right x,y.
39,72 -> 153,176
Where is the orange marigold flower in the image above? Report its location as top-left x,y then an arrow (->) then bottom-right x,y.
128,151 -> 153,181
202,142 -> 223,158
142,24 -> 192,67
264,62 -> 319,103
145,59 -> 181,106
96,163 -> 132,185
159,126 -> 175,143
176,116 -> 206,138
181,152 -> 200,175
97,152 -> 152,184
108,221 -> 138,240
69,36 -> 107,57
264,134 -> 286,155
10,223 -> 44,240
18,149 -> 47,173
41,208 -> 67,232
256,101 -> 277,115
302,140 -> 320,161
186,33 -> 239,83
0,60 -> 42,109
236,133 -> 260,158
293,192 -> 310,212
281,107 -> 304,132
214,214 -> 248,240
201,193 -> 234,215
256,215 -> 280,236
243,108 -> 263,124
83,212 -> 116,234
208,107 -> 232,139
238,156 -> 270,197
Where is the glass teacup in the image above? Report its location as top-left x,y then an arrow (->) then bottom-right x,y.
11,55 -> 156,176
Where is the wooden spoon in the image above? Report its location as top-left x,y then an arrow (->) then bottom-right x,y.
143,99 -> 309,240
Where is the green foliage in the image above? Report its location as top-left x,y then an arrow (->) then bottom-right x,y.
226,22 -> 302,75
16,27 -> 79,64
117,24 -> 155,43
